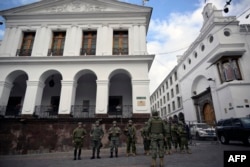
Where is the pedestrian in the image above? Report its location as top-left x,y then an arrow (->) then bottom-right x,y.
124,119 -> 137,156
177,121 -> 192,154
147,111 -> 167,167
165,117 -> 172,155
108,120 -> 121,158
72,122 -> 87,160
171,116 -> 180,152
141,122 -> 150,155
90,120 -> 104,159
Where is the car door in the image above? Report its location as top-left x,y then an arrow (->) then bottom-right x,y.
231,118 -> 243,141
222,119 -> 233,139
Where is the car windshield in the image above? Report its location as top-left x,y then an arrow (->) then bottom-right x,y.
241,118 -> 250,128
196,124 -> 210,129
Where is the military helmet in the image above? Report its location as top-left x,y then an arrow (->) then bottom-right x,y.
152,111 -> 159,116
78,122 -> 82,125
113,121 -> 117,124
95,120 -> 100,124
128,120 -> 133,123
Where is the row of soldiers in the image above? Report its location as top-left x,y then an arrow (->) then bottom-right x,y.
72,111 -> 191,167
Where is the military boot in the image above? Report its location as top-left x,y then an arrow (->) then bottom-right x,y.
115,150 -> 118,157
97,150 -> 101,159
78,149 -> 81,160
91,149 -> 95,159
110,152 -> 113,158
73,149 -> 77,160
150,159 -> 156,167
160,158 -> 164,167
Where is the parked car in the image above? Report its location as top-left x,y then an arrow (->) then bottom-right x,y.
190,123 -> 217,140
216,117 -> 250,145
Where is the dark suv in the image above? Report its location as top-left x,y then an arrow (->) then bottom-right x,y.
216,117 -> 250,145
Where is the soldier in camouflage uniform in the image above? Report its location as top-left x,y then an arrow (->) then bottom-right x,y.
141,122 -> 150,155
108,120 -> 121,158
124,119 -> 137,156
90,120 -> 104,159
147,111 -> 167,167
72,122 -> 87,160
171,116 -> 180,152
164,117 -> 172,155
177,121 -> 192,154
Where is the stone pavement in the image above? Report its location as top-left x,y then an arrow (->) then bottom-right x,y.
0,142 -> 249,167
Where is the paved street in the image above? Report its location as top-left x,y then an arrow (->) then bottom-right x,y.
0,140 -> 249,167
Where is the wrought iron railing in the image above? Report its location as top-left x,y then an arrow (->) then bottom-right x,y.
112,48 -> 128,55
16,49 -> 32,56
70,105 -> 96,118
80,48 -> 96,55
47,49 -> 64,56
0,105 -> 22,118
34,105 -> 58,118
108,105 -> 132,118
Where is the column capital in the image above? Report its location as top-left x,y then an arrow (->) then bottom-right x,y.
26,81 -> 45,88
132,80 -> 150,85
96,80 -> 109,85
0,81 -> 13,89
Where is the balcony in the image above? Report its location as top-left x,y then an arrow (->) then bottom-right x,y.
16,49 -> 32,56
80,48 -> 96,56
108,105 -> 132,118
0,105 -> 22,118
113,48 -> 128,55
47,49 -> 64,56
34,105 -> 58,118
70,105 -> 96,118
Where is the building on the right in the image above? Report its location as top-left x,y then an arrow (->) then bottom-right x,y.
150,3 -> 250,125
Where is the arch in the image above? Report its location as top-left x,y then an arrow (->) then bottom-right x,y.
108,69 -> 132,80
191,75 -> 210,95
74,69 -> 97,81
39,69 -> 63,83
5,70 -> 29,83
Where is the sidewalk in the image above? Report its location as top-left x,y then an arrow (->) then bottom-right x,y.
0,142 -> 248,167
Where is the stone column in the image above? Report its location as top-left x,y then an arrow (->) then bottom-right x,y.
58,81 -> 76,115
132,25 -> 140,55
22,81 -> 45,115
64,25 -> 80,56
139,24 -> 147,55
131,80 -> 151,114
0,81 -> 13,106
31,26 -> 48,56
95,80 -> 109,116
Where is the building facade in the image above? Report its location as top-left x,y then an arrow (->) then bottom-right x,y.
0,0 -> 154,119
151,3 -> 250,124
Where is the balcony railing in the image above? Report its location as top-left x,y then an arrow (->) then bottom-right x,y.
47,49 -> 64,56
80,48 -> 96,56
0,105 -> 22,118
112,48 -> 128,55
16,49 -> 32,56
108,105 -> 132,118
70,105 -> 96,118
34,105 -> 58,118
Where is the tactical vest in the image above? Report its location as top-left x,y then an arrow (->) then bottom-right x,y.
150,118 -> 163,134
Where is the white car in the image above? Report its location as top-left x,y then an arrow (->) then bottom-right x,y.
190,123 -> 217,140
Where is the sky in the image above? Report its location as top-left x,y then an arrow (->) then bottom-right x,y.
0,0 -> 250,94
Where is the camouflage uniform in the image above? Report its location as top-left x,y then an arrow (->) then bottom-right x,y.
141,122 -> 150,155
124,120 -> 137,156
164,118 -> 172,155
171,118 -> 180,152
108,120 -> 121,158
90,121 -> 104,159
177,121 -> 191,154
72,122 -> 87,160
147,111 -> 167,167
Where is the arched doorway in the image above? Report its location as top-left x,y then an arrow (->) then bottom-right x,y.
203,103 -> 216,125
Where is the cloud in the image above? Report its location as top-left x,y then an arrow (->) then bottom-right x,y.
148,0 -> 250,94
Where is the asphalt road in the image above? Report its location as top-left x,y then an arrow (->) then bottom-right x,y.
0,140 -> 249,167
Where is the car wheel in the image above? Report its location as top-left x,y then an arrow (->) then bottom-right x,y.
219,134 -> 229,144
243,135 -> 250,146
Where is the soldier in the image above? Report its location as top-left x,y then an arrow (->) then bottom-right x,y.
141,122 -> 150,155
108,120 -> 121,158
124,119 -> 137,156
147,111 -> 167,167
171,116 -> 180,153
165,117 -> 172,155
177,121 -> 192,154
72,122 -> 87,160
90,120 -> 104,159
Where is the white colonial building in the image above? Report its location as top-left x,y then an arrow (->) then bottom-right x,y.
0,0 -> 154,119
151,3 -> 250,124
